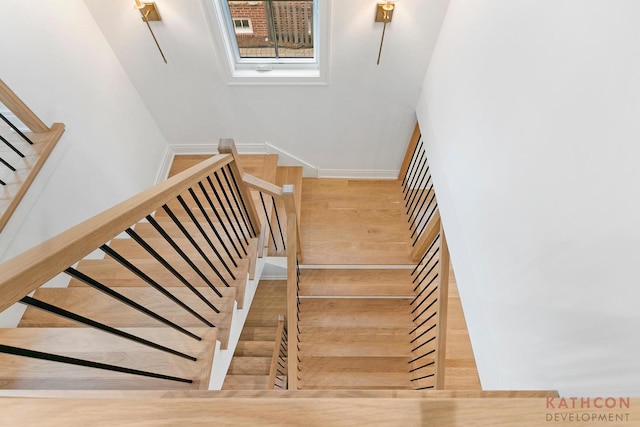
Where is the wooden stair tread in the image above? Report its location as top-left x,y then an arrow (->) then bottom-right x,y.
299,298 -> 413,328
299,372 -> 413,390
300,356 -> 411,373
233,341 -> 275,357
228,357 -> 271,375
0,328 -> 216,390
299,269 -> 414,297
19,287 -> 235,348
299,342 -> 411,358
221,375 -> 269,390
240,327 -> 278,341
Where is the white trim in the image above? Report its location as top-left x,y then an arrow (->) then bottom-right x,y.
317,169 -> 400,179
265,142 -> 318,177
201,0 -> 332,86
154,142 -> 271,184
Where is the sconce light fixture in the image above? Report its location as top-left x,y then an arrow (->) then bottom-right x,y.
375,1 -> 398,65
134,0 -> 167,63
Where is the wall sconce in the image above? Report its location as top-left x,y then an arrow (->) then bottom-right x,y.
375,0 -> 398,65
134,0 -> 167,64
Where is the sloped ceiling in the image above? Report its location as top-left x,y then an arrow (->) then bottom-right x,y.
84,0 -> 450,173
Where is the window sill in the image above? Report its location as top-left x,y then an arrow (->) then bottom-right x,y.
227,68 -> 328,86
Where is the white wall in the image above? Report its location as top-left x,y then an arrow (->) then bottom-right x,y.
417,0 -> 640,396
0,0 -> 169,262
83,0 -> 450,176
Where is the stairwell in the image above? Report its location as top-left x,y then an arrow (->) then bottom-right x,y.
0,137 -> 565,425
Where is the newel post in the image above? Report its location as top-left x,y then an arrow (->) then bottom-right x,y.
218,138 -> 262,237
434,223 -> 450,389
283,185 -> 299,389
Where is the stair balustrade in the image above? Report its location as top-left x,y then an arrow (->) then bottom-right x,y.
0,79 -> 65,233
239,174 -> 301,390
268,314 -> 288,389
0,140 -> 265,389
399,125 -> 439,261
399,123 -> 451,390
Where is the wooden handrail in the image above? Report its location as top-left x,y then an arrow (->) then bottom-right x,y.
410,209 -> 441,261
0,79 -> 49,133
283,185 -> 299,390
0,123 -> 65,233
434,224 -> 450,389
398,122 -> 421,181
242,172 -> 303,261
0,153 -> 233,313
242,173 -> 283,198
268,314 -> 287,389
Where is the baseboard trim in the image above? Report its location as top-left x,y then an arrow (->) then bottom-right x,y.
317,169 -> 400,179
156,142 -> 400,183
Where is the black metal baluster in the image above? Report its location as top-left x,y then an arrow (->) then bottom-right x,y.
124,227 -> 222,313
0,112 -> 34,145
406,172 -> 431,217
408,349 -> 435,365
208,175 -> 249,246
410,276 -> 439,309
188,188 -> 238,267
0,134 -> 26,158
404,148 -> 425,201
412,297 -> 438,323
100,244 -> 214,327
224,165 -> 257,237
0,178 -> 6,185
162,204 -> 229,287
65,267 -> 201,341
408,182 -> 433,227
272,195 -> 286,251
409,311 -> 438,335
409,361 -> 435,373
0,344 -> 192,384
410,323 -> 437,345
260,192 -> 278,251
411,373 -> 435,382
403,139 -> 423,195
145,215 -> 224,298
411,191 -> 437,236
412,198 -> 438,244
214,171 -> 252,242
0,156 -> 16,171
411,235 -> 440,277
198,181 -> 245,257
401,136 -> 421,189
412,335 -> 437,352
405,150 -> 428,206
176,195 -> 235,279
19,296 -> 197,361
413,263 -> 440,295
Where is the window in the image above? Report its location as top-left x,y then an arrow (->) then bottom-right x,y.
233,18 -> 253,34
205,0 -> 329,83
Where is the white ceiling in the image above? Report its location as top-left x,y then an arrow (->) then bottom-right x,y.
83,0 -> 450,173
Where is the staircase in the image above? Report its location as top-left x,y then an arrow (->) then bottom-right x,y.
222,280 -> 287,390
298,269 -> 415,390
0,131 -> 565,425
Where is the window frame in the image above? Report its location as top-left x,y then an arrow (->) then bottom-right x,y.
232,18 -> 254,34
204,0 -> 331,85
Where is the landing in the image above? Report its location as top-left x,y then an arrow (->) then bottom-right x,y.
300,179 -> 413,265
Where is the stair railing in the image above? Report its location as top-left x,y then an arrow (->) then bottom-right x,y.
399,124 -> 439,261
238,176 -> 301,390
0,79 -> 65,233
267,314 -> 288,389
400,123 -> 450,390
0,139 -> 261,387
